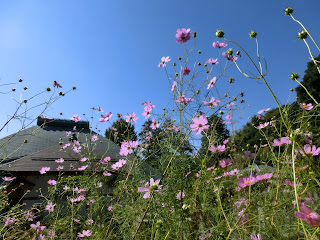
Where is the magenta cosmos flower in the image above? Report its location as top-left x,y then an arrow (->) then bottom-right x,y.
190,116 -> 209,135
209,144 -> 226,153
203,97 -> 220,108
238,176 -> 257,188
45,202 -> 56,213
295,202 -> 320,227
212,41 -> 227,48
300,103 -> 313,110
171,81 -> 177,91
158,56 -> 171,67
99,112 -> 112,122
70,115 -> 81,122
175,94 -> 193,105
30,221 -> 46,233
181,66 -> 190,75
175,28 -> 191,43
124,112 -> 138,123
206,58 -> 218,65
137,178 -> 162,199
2,176 -> 16,181
47,180 -> 57,185
39,167 -> 50,174
222,52 -> 238,61
257,122 -> 269,129
77,230 -> 92,238
299,144 -> 320,156
207,77 -> 217,89
271,137 -> 291,147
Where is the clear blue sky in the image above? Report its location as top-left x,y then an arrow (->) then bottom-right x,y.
0,0 -> 319,137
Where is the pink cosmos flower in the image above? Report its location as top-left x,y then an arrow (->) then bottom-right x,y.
256,173 -> 273,181
158,56 -> 171,67
86,219 -> 94,225
77,230 -> 92,238
181,66 -> 190,76
70,115 -> 81,122
39,167 -> 50,174
100,156 -> 111,164
66,131 -> 71,137
175,94 -> 193,105
206,58 -> 218,65
124,112 -> 138,123
227,102 -> 235,107
257,108 -> 270,115
207,77 -> 217,89
295,202 -> 320,227
25,211 -> 35,221
244,151 -> 255,159
30,221 -> 46,233
55,158 -> 64,163
48,180 -> 57,185
190,116 -> 209,135
238,176 -> 257,188
53,80 -> 62,88
251,233 -> 262,240
175,28 -> 191,43
56,165 -> 64,171
171,81 -> 177,91
257,122 -> 269,129
150,118 -> 160,130
142,106 -> 153,119
99,112 -> 112,122
91,135 -> 98,142
45,202 -> 56,212
103,172 -> 112,176
300,103 -> 313,111
222,52 -> 238,61
203,97 -> 220,108
226,113 -> 232,120
212,41 -> 227,48
209,144 -> 226,153
299,144 -> 320,156
176,191 -> 185,200
137,178 -> 162,199
223,139 -> 229,145
78,165 -> 89,171
119,141 -> 138,156
111,159 -> 127,170
2,176 -> 16,181
271,137 -> 291,147
219,158 -> 232,168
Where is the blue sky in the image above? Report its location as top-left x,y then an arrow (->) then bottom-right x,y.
0,0 -> 319,138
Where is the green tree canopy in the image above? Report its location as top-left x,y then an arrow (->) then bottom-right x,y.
105,118 -> 137,146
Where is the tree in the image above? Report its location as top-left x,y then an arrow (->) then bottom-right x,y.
105,118 -> 137,146
296,55 -> 320,104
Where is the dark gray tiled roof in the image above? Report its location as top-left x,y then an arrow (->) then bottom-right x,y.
0,118 -> 120,172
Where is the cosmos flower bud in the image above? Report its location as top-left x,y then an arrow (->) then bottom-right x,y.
24,139 -> 28,143
18,78 -> 23,82
236,50 -> 241,55
240,99 -> 245,103
59,91 -> 64,96
72,86 -> 76,90
173,62 -> 176,66
220,111 -> 224,115
60,112 -> 63,115
284,7 -> 293,16
196,90 -> 200,94
240,92 -> 244,97
46,87 -> 51,91
249,30 -> 257,38
233,97 -> 237,101
206,69 -> 210,73
204,63 -> 207,67
23,99 -> 27,103
216,30 -> 225,38
24,86 -> 28,90
12,88 -> 16,91
228,77 -> 235,83
227,48 -> 233,55
290,72 -> 299,80
192,32 -> 197,38
224,94 -> 228,97
298,30 -> 308,40
290,88 -> 294,92
178,57 -> 182,60
197,62 -> 201,66
198,50 -> 201,54
175,73 -> 178,77
162,108 -> 166,111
